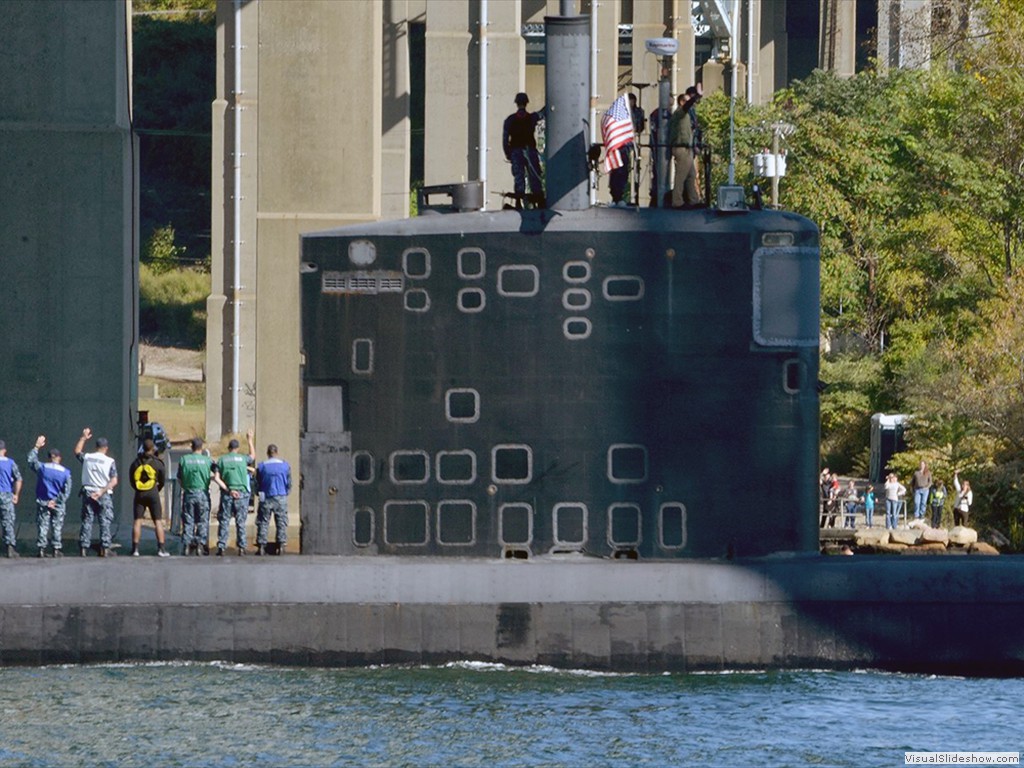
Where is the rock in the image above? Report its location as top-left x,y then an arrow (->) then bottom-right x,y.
920,527 -> 949,545
982,527 -> 1011,549
855,528 -> 890,547
968,542 -> 1000,555
874,542 -> 907,554
890,528 -> 923,545
902,542 -> 948,554
948,526 -> 978,546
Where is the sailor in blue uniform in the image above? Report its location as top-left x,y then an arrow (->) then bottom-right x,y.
0,440 -> 24,557
502,92 -> 545,208
27,435 -> 73,558
255,443 -> 291,556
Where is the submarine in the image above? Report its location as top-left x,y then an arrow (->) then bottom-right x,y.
297,17 -> 819,562
1,11 -> 1023,676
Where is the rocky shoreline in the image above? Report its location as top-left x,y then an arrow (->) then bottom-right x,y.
821,522 -> 1005,555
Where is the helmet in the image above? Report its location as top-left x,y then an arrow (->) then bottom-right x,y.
514,92 -> 529,106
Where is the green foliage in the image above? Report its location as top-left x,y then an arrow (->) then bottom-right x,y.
819,354 -> 883,473
691,5 -> 1024,544
135,0 -> 214,12
143,224 -> 188,274
139,264 -> 209,348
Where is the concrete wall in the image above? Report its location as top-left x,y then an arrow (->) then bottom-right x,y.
0,1 -> 137,533
877,0 -> 933,71
820,0 -> 858,77
1,557 -> 1022,674
207,0 -> 384,534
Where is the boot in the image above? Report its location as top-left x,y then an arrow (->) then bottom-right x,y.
216,546 -> 224,557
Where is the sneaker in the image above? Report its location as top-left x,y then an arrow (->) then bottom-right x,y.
157,548 -> 170,558
80,547 -> 88,557
237,547 -> 246,557
255,544 -> 265,556
37,549 -> 45,558
7,545 -> 19,558
131,548 -> 140,557
216,547 -> 224,557
53,549 -> 63,559
102,548 -> 116,558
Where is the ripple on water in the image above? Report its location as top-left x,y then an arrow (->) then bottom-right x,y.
0,663 -> 1020,767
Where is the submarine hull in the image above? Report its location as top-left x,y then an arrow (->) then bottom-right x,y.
1,556 -> 1021,676
300,207 -> 820,560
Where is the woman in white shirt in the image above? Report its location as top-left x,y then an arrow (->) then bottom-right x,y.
953,472 -> 973,527
883,473 -> 906,530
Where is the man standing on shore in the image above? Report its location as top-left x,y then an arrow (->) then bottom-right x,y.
255,443 -> 291,556
177,437 -> 226,556
0,440 -> 23,557
27,436 -> 72,557
74,427 -> 118,557
911,460 -> 932,521
215,429 -> 255,556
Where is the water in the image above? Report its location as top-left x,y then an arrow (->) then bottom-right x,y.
0,662 -> 1019,767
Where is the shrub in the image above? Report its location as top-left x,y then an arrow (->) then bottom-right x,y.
139,263 -> 209,348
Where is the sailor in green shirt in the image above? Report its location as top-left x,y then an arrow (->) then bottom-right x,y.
215,429 -> 255,556
177,437 -> 227,556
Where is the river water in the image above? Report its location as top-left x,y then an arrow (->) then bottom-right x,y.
0,662 -> 1019,767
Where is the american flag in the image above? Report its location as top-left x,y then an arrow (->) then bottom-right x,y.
601,94 -> 635,173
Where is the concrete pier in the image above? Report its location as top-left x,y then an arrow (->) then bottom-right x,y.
1,556 -> 1022,675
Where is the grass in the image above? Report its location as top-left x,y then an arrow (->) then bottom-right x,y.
139,264 -> 209,348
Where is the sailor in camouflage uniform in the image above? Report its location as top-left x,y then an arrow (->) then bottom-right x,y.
27,435 -> 73,557
0,440 -> 24,557
255,443 -> 291,556
177,437 -> 226,555
74,427 -> 119,557
215,429 -> 255,556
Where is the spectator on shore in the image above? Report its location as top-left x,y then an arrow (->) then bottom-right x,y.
843,480 -> 860,529
953,472 -> 973,527
884,473 -> 906,529
863,486 -> 876,528
911,461 -> 932,520
819,472 -> 840,528
930,481 -> 947,529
